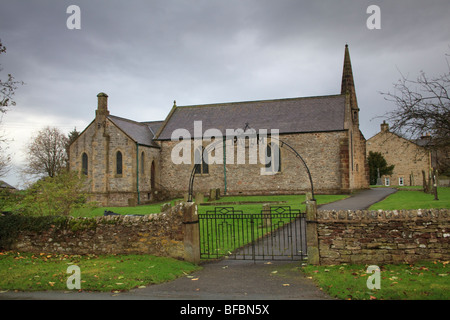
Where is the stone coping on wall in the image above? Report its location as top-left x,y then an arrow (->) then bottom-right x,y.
317,208 -> 449,221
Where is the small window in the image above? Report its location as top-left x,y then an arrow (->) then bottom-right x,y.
385,177 -> 390,186
399,177 -> 404,186
116,151 -> 123,175
81,153 -> 88,176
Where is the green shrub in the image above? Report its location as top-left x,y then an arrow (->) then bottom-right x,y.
14,171 -> 93,216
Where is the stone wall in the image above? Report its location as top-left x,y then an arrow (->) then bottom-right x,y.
6,203 -> 199,262
316,209 -> 450,265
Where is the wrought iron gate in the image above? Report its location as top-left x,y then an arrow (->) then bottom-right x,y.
199,206 -> 307,261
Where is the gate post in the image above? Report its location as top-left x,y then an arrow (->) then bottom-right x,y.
183,202 -> 201,264
306,200 -> 320,265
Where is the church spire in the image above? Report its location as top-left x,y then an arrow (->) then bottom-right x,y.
341,44 -> 355,95
341,44 -> 358,111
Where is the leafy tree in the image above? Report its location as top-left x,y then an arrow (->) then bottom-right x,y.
18,171 -> 90,216
367,151 -> 395,185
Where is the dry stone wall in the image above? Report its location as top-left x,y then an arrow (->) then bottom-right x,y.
317,209 -> 450,265
6,204 -> 194,261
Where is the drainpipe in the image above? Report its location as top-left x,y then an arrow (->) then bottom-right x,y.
136,142 -> 140,205
223,136 -> 227,194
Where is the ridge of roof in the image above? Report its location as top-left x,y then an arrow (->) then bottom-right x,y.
176,93 -> 344,109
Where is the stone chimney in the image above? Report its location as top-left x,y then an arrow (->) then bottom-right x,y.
380,121 -> 389,133
96,92 -> 109,118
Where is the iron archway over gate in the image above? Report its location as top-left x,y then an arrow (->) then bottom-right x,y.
185,135 -> 313,261
187,137 -> 315,202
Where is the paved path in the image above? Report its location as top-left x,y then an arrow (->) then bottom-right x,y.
318,188 -> 397,211
0,259 -> 331,300
0,188 -> 397,301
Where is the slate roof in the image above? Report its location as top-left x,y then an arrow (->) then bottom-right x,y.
108,115 -> 162,148
156,94 -> 347,140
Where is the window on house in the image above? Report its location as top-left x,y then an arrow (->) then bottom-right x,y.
81,153 -> 88,176
385,177 -> 390,186
399,177 -> 404,186
116,151 -> 123,175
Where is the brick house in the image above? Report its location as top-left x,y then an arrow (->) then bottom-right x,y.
366,121 -> 432,186
69,45 -> 370,206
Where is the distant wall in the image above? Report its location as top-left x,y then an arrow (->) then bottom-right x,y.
317,209 -> 450,265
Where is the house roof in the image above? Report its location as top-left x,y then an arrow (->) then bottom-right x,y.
108,115 -> 163,148
155,94 -> 347,140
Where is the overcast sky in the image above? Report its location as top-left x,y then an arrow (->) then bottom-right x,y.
1,0 -> 449,188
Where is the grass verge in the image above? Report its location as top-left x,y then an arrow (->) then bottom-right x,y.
301,260 -> 449,300
71,194 -> 349,217
0,251 -> 200,292
369,187 -> 450,210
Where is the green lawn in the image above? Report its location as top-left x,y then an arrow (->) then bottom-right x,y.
301,261 -> 450,300
369,187 -> 450,210
199,194 -> 348,214
71,194 -> 349,217
71,198 -> 184,217
0,251 -> 200,292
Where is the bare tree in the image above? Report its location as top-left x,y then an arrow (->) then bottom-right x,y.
380,53 -> 450,174
0,142 -> 11,177
25,126 -> 69,178
0,39 -> 24,177
0,39 -> 24,112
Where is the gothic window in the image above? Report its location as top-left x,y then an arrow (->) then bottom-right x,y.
194,147 -> 209,174
265,143 -> 281,173
150,161 -> 155,189
141,152 -> 145,174
81,153 -> 88,176
265,144 -> 272,172
116,151 -> 123,175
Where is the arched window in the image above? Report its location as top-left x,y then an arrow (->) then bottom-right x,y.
194,146 -> 209,174
81,153 -> 88,176
141,152 -> 145,174
116,151 -> 123,175
150,160 -> 155,189
265,142 -> 281,173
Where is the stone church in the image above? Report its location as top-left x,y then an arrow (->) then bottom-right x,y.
69,45 -> 369,206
